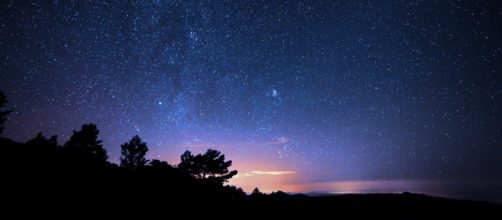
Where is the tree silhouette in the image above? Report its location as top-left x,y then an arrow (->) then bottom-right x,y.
0,89 -> 13,135
178,149 -> 237,184
63,123 -> 108,162
251,187 -> 262,196
178,150 -> 200,177
120,135 -> 149,169
202,149 -> 238,182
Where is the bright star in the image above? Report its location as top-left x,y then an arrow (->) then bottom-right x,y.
271,89 -> 278,97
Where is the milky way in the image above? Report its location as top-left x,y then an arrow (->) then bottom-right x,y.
0,1 -> 501,200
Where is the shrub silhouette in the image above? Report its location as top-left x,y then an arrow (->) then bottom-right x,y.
120,135 -> 149,170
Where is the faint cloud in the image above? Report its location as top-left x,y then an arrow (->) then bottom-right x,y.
251,170 -> 296,175
235,170 -> 296,178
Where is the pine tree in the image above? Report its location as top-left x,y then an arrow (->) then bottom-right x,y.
64,123 -> 108,162
178,148 -> 237,184
120,135 -> 149,169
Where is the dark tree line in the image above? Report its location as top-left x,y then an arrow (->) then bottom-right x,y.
0,89 -> 245,219
0,89 -> 237,185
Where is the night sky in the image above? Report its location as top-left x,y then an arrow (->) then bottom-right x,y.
1,1 -> 501,201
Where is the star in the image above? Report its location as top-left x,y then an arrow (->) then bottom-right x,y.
271,89 -> 278,97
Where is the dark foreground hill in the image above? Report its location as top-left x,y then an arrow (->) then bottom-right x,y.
247,192 -> 502,220
5,189 -> 502,219
2,136 -> 501,220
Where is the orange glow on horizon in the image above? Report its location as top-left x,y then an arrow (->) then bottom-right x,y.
228,160 -> 298,193
150,139 -> 303,193
280,180 -> 441,194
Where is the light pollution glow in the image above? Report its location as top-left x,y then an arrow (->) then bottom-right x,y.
137,139 -> 502,202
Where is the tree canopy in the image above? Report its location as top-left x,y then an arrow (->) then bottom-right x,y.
178,149 -> 238,184
63,123 -> 108,162
120,135 -> 149,169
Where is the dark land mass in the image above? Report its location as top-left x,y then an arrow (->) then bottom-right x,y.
2,137 -> 501,220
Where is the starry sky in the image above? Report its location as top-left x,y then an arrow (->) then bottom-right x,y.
0,1 -> 501,201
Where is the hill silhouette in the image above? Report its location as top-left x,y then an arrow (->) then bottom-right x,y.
0,89 -> 501,219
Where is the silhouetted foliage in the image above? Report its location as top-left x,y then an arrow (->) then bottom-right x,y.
148,159 -> 172,169
120,135 -> 149,170
178,149 -> 238,184
63,123 -> 108,162
0,89 -> 13,135
178,150 -> 198,175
